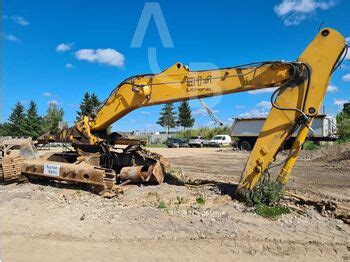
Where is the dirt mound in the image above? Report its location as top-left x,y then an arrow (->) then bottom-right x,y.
302,142 -> 350,168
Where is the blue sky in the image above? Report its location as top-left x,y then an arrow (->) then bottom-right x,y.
2,0 -> 350,132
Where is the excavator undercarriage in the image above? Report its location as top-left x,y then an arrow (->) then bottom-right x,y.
0,141 -> 169,197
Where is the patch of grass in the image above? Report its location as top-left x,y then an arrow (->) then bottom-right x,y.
255,204 -> 290,219
157,201 -> 167,209
303,141 -> 320,150
196,196 -> 206,205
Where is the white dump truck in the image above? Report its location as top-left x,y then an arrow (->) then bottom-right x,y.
231,115 -> 337,150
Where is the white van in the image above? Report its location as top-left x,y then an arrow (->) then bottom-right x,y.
209,135 -> 232,147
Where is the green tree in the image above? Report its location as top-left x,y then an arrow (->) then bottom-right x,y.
23,100 -> 43,139
76,92 -> 93,120
336,103 -> 350,141
157,103 -> 177,135
0,122 -> 12,136
43,102 -> 64,133
178,101 -> 195,130
76,92 -> 101,120
8,102 -> 26,136
90,93 -> 101,109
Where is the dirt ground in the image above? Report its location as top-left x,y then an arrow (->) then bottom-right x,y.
1,147 -> 349,261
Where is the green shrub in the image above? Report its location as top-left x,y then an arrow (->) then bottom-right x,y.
303,141 -> 320,150
175,125 -> 231,140
250,179 -> 290,218
251,180 -> 284,206
196,196 -> 206,205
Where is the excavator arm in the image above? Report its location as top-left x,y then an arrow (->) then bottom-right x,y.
65,28 -> 346,197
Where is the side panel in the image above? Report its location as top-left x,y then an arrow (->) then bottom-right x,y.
232,116 -> 328,138
231,119 -> 265,137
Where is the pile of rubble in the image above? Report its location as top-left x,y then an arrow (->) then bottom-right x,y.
301,142 -> 350,169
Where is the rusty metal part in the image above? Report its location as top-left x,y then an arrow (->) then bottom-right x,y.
152,161 -> 165,184
19,140 -> 40,159
21,158 -> 116,194
135,147 -> 170,169
118,147 -> 168,184
0,156 -> 26,184
113,138 -> 146,146
0,138 -> 169,197
119,165 -> 154,183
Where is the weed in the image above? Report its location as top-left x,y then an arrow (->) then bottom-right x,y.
251,180 -> 283,206
176,196 -> 184,205
255,204 -> 290,219
250,178 -> 290,218
196,196 -> 206,205
157,201 -> 167,209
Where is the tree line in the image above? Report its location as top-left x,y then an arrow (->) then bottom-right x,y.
157,101 -> 195,134
0,92 -> 100,139
0,101 -> 64,139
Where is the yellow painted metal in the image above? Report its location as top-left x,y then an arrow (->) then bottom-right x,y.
277,124 -> 309,184
91,63 -> 294,131
236,28 -> 345,195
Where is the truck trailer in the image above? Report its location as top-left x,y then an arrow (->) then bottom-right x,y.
231,115 -> 337,151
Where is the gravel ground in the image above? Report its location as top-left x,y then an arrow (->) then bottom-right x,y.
1,147 -> 349,261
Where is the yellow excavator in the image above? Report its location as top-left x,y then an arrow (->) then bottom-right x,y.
1,28 -> 347,200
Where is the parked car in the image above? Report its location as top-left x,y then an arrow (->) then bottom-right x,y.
188,136 -> 209,147
166,138 -> 188,148
209,135 -> 232,147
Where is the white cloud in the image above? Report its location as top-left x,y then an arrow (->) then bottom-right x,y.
248,87 -> 277,95
238,101 -> 272,118
2,33 -> 20,42
327,84 -> 338,93
346,37 -> 350,44
239,109 -> 268,118
56,43 -> 73,52
3,15 -> 29,26
75,48 -> 125,67
235,105 -> 245,109
42,92 -> 52,97
342,74 -> 350,82
257,101 -> 271,109
66,63 -> 74,68
274,0 -> 336,26
333,99 -> 348,107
